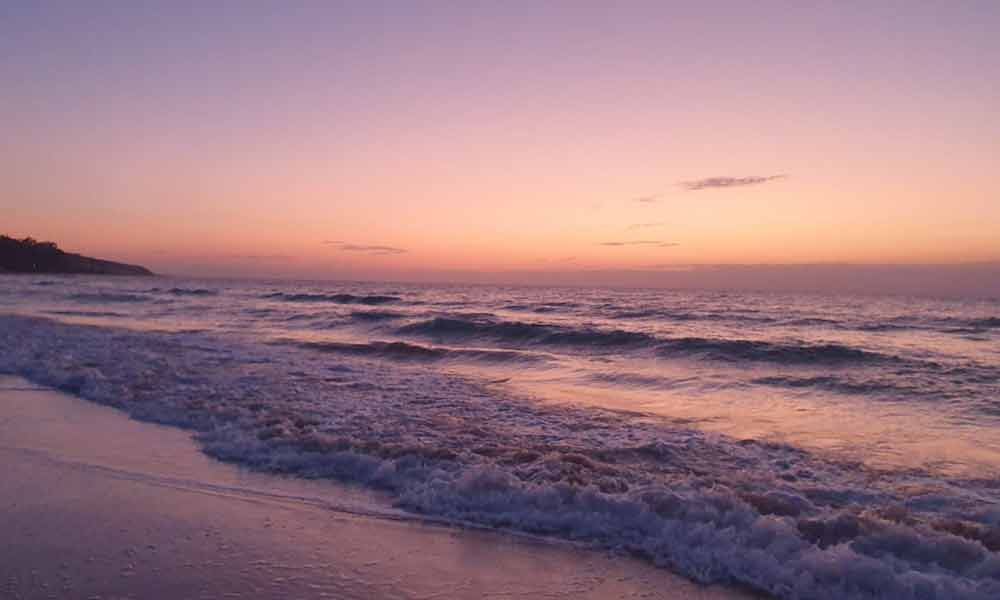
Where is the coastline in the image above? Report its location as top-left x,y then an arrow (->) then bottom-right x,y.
0,375 -> 753,599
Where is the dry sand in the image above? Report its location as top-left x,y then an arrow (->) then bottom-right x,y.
0,375 -> 754,599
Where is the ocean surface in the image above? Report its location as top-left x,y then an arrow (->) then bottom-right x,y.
2,275 -> 999,598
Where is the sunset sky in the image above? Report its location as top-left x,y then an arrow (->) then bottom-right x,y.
3,2 -> 999,287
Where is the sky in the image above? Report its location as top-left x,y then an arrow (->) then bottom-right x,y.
2,1 -> 999,293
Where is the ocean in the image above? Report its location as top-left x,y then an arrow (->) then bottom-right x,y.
2,275 -> 999,598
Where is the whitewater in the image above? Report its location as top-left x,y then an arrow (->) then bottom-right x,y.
2,275 -> 999,599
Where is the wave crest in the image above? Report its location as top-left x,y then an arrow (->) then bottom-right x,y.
264,292 -> 401,305
165,287 -> 218,297
399,316 -> 894,366
290,338 -> 543,364
398,316 -> 656,349
659,337 -> 888,365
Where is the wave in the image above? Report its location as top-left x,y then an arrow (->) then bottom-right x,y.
784,317 -> 842,327
837,315 -> 1000,335
290,339 -> 543,364
503,301 -> 582,314
945,327 -> 992,337
657,337 -> 890,365
969,317 -> 1000,329
885,316 -> 1000,333
602,305 -> 778,325
283,313 -> 319,322
295,340 -> 447,360
591,371 -> 922,399
3,314 -> 998,599
752,375 -> 905,396
755,366 -> 999,400
44,310 -> 127,318
588,371 -> 702,390
398,316 -> 893,366
165,287 -> 218,297
263,292 -> 401,305
607,308 -> 776,324
609,308 -> 699,320
601,307 -> 1000,336
350,310 -> 406,322
503,303 -> 561,314
68,292 -> 149,303
241,307 -> 280,317
538,301 -> 581,308
397,316 -> 655,349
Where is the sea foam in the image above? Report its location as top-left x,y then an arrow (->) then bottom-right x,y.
2,313 -> 999,599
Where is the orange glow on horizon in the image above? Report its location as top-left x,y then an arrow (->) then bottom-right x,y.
3,3 -> 998,281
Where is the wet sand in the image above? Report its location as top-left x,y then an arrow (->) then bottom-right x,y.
0,375 -> 753,599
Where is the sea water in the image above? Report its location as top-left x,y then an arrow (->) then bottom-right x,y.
2,275 -> 999,598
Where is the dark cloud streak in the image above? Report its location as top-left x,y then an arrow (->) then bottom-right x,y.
323,241 -> 407,255
679,174 -> 787,191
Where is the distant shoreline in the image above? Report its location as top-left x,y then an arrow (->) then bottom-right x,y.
0,235 -> 154,276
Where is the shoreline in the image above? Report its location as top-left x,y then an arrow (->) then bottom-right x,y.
0,375 -> 752,599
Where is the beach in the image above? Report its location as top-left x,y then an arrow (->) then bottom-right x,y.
0,375 -> 750,599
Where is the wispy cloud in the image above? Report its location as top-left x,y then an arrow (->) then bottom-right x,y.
632,175 -> 787,202
626,222 -> 665,231
679,174 -> 787,191
598,240 -> 679,248
323,241 -> 407,255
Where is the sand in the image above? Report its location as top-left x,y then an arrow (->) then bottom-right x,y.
0,375 -> 754,599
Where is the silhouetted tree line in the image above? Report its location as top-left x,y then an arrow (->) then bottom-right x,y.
0,235 -> 153,275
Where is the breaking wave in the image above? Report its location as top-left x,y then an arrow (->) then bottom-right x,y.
2,314 -> 999,599
398,316 -> 896,366
397,316 -> 656,349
